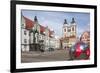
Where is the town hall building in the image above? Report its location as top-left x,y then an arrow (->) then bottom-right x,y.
21,15 -> 60,52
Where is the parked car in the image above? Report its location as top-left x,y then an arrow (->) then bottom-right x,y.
70,42 -> 90,60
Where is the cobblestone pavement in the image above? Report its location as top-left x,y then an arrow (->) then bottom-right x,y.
21,49 -> 71,63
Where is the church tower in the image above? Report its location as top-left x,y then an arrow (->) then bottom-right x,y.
33,16 -> 40,43
34,16 -> 39,30
34,16 -> 40,34
70,18 -> 76,37
63,19 -> 68,38
34,16 -> 38,23
61,18 -> 77,49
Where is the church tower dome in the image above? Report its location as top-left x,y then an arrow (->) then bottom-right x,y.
70,17 -> 76,37
34,16 -> 38,22
63,19 -> 68,38
71,18 -> 76,24
63,19 -> 68,27
64,19 -> 67,24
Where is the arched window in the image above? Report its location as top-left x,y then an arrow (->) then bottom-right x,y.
72,27 -> 74,31
68,28 -> 71,32
64,28 -> 66,32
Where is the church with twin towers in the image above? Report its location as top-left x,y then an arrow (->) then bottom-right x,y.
60,18 -> 77,49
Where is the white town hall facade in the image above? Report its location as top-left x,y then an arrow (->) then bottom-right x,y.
21,15 -> 60,52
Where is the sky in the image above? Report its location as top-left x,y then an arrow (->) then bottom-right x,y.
22,10 -> 90,38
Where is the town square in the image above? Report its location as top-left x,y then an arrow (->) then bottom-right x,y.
21,10 -> 90,63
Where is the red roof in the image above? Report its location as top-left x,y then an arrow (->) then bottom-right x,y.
23,16 -> 34,29
40,25 -> 45,33
23,16 -> 54,37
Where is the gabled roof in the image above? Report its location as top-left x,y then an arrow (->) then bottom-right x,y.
23,15 -> 54,37
23,16 -> 34,30
40,25 -> 45,33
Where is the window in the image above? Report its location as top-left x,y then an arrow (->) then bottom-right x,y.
24,45 -> 27,49
24,39 -> 27,43
68,28 -> 71,32
29,33 -> 31,36
64,29 -> 66,32
24,30 -> 27,35
22,24 -> 24,27
72,27 -> 74,31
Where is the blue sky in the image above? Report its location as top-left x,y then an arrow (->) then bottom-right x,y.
22,10 -> 90,38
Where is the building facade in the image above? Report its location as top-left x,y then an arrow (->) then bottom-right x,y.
21,15 -> 60,52
60,18 -> 77,49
